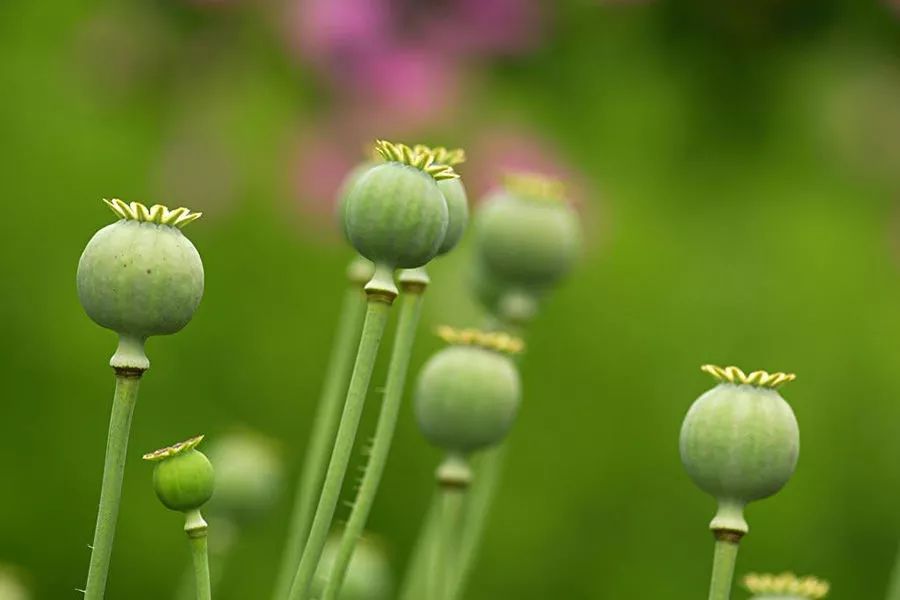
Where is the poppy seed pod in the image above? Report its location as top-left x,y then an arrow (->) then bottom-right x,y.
144,435 -> 215,513
743,572 -> 830,599
206,431 -> 283,525
314,534 -> 393,600
414,327 -> 523,454
680,365 -> 799,535
474,172 -> 580,292
342,141 -> 456,294
77,199 -> 204,370
414,145 -> 469,256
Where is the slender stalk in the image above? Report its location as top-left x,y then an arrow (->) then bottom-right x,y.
321,272 -> 427,600
431,488 -> 465,600
398,495 -> 439,600
84,370 -> 142,600
287,293 -> 394,600
272,260 -> 369,600
708,533 -> 741,600
447,444 -> 507,600
429,455 -> 471,600
186,510 -> 212,600
176,519 -> 236,600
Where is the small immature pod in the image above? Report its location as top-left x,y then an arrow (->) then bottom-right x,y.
144,435 -> 215,514
77,199 -> 204,370
314,534 -> 393,600
680,365 -> 799,535
743,572 -> 830,599
205,431 -> 283,525
474,172 -> 580,298
414,327 -> 523,455
342,141 -> 457,295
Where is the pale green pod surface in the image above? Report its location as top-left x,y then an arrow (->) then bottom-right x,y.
336,161 -> 378,241
206,432 -> 283,525
680,383 -> 799,505
475,190 -> 580,290
313,535 -> 393,600
415,344 -> 521,454
436,177 -> 468,256
343,162 -> 448,269
146,437 -> 215,513
77,219 -> 204,339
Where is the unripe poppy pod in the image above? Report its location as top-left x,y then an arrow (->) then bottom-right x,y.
77,200 -> 204,369
414,327 -> 523,454
314,534 -> 393,600
206,431 -> 283,525
342,141 -> 455,280
413,145 -> 469,256
144,435 -> 215,513
680,365 -> 799,534
743,572 -> 829,599
475,172 -> 580,292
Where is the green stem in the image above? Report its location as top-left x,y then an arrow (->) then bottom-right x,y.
175,519 -> 237,600
321,275 -> 427,600
186,511 -> 212,600
431,487 -> 465,600
84,370 -> 142,600
287,293 -> 394,600
447,444 -> 507,600
708,534 -> 741,600
398,495 -> 439,600
272,267 -> 368,600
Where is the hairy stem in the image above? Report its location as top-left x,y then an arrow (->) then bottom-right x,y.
186,511 -> 212,600
287,294 -> 394,600
84,370 -> 142,600
273,266 -> 368,600
708,534 -> 740,600
321,276 -> 426,600
447,445 -> 507,600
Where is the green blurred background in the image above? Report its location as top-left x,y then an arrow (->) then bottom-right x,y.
2,0 -> 900,597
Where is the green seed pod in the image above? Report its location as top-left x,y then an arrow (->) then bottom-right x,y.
680,365 -> 799,535
743,572 -> 829,599
0,566 -> 29,600
342,141 -> 456,294
313,534 -> 393,600
77,199 -> 204,370
414,145 -> 469,256
414,327 -> 523,454
474,172 -> 580,292
336,160 -> 378,242
206,430 -> 283,525
144,435 -> 215,513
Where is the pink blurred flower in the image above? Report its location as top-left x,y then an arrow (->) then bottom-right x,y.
288,0 -> 392,71
423,0 -> 542,57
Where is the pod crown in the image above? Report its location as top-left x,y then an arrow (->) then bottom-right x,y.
104,199 -> 202,228
143,435 -> 204,462
374,140 -> 459,181
436,325 -> 524,354
743,572 -> 829,599
701,364 -> 796,389
502,171 -> 566,203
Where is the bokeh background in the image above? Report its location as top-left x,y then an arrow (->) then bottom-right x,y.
2,0 -> 900,597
